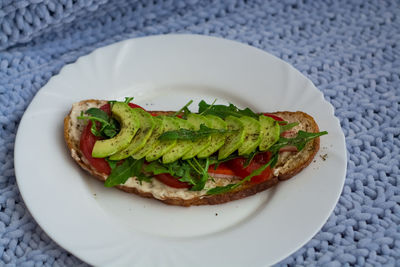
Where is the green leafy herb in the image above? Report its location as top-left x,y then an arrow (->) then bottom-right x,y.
190,158 -> 210,191
206,183 -> 237,195
105,158 -> 118,170
208,153 -> 242,169
269,130 -> 328,154
279,122 -> 299,133
144,158 -> 211,191
172,100 -> 193,118
198,100 -> 258,119
77,108 -> 119,138
206,153 -> 278,195
243,150 -> 258,168
175,161 -> 198,186
159,124 -> 233,141
145,160 -> 195,185
136,173 -> 153,184
124,97 -> 134,103
85,108 -> 109,122
104,158 -> 149,187
199,99 -> 217,115
109,97 -> 134,106
144,161 -> 169,175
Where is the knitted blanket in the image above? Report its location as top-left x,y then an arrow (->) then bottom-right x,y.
1,0 -> 399,266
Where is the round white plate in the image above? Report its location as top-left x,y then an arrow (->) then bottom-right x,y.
15,34 -> 346,266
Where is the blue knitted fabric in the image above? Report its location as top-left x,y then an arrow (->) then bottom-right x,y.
1,0 -> 399,266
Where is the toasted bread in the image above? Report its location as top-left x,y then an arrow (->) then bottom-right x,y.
64,100 -> 320,206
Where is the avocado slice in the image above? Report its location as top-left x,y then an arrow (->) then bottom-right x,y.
218,116 -> 245,160
182,114 -> 212,160
132,117 -> 164,159
92,102 -> 140,158
259,115 -> 280,151
108,108 -> 155,160
145,116 -> 179,161
197,114 -> 227,158
162,118 -> 195,164
238,116 -> 262,155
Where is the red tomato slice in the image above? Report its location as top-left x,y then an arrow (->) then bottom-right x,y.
154,173 -> 190,189
208,163 -> 235,176
226,152 -> 272,184
263,113 -> 284,121
80,120 -> 111,175
100,103 -> 111,114
128,103 -> 145,110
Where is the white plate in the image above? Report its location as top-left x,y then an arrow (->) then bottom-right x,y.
15,34 -> 346,266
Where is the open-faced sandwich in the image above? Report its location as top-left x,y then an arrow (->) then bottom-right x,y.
64,98 -> 327,206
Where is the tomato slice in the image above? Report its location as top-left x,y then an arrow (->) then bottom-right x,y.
154,173 -> 190,189
208,163 -> 235,176
226,152 -> 272,184
128,103 -> 145,110
79,120 -> 111,175
263,113 -> 284,122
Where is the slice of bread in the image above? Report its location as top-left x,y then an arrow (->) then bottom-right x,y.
64,100 -> 320,206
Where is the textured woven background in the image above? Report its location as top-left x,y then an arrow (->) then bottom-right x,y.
1,0 -> 399,266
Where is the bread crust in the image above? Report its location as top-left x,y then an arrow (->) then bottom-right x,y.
64,100 -> 321,206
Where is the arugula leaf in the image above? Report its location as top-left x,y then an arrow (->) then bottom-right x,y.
206,184 -> 237,195
144,160 -> 194,183
177,167 -> 197,186
269,130 -> 328,154
105,158 -> 118,170
144,161 -> 168,174
208,153 -> 242,169
144,159 -> 211,191
190,158 -> 210,191
102,124 -> 118,137
124,97 -> 134,103
198,100 -> 258,119
77,108 -> 119,138
104,158 -> 146,187
206,153 -> 278,195
85,108 -> 110,122
159,124 -> 233,141
199,99 -> 217,115
136,173 -> 153,184
108,97 -> 134,106
243,150 -> 258,168
279,122 -> 299,133
172,100 -> 193,118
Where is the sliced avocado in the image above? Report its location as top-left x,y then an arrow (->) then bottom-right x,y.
162,118 -> 194,164
132,117 -> 164,159
182,114 -> 212,160
218,116 -> 245,160
92,102 -> 140,158
259,115 -> 280,151
145,116 -> 179,161
197,114 -> 227,158
109,108 -> 155,160
238,116 -> 262,155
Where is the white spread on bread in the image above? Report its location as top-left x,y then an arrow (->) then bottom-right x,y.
121,174 -> 239,200
69,101 -> 107,142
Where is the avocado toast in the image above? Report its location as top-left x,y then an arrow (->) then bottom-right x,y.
64,98 -> 326,206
